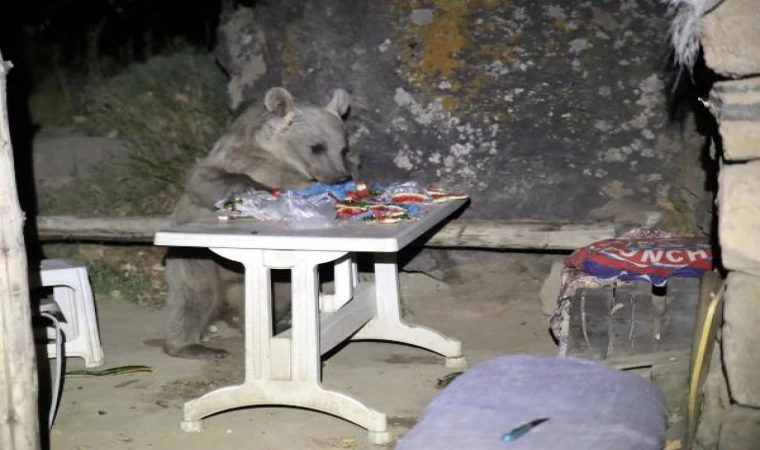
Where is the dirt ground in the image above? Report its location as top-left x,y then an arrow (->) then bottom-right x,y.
43,252 -> 561,450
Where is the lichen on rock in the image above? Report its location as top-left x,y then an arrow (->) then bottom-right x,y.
212,0 -> 712,227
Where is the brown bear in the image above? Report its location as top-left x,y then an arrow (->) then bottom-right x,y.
163,87 -> 359,359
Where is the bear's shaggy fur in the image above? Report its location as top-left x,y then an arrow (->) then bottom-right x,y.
163,87 -> 359,359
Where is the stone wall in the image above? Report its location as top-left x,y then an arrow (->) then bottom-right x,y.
679,0 -> 760,448
214,0 -> 711,230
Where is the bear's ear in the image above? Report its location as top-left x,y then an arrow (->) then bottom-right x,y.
265,87 -> 295,117
326,89 -> 351,118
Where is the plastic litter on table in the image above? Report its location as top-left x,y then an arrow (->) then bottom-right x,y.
214,180 -> 468,228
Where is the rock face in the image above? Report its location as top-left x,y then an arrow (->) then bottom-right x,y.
702,0 -> 760,78
718,405 -> 760,450
215,0 -> 709,224
693,346 -> 730,450
722,273 -> 760,408
718,161 -> 760,276
32,130 -> 131,190
690,1 -> 760,446
710,78 -> 760,161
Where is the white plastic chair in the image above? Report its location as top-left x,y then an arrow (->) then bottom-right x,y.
34,259 -> 104,368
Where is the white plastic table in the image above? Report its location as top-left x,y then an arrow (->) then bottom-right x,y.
153,199 -> 468,444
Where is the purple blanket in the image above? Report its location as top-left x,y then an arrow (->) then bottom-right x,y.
397,354 -> 668,450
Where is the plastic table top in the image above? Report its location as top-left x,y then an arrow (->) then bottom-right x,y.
154,199 -> 468,253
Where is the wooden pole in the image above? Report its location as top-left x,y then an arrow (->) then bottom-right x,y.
33,215 -> 616,250
0,52 -> 41,449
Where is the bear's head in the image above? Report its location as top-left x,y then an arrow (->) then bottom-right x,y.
256,87 -> 360,185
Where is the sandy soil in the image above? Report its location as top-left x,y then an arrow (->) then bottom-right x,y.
44,253 -> 562,450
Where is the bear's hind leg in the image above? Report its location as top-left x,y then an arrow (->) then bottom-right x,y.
163,253 -> 229,360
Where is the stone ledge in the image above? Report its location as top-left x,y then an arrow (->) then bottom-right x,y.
722,272 -> 760,408
702,0 -> 760,77
694,346 -> 729,450
711,78 -> 760,161
718,121 -> 760,161
718,161 -> 760,275
719,404 -> 760,449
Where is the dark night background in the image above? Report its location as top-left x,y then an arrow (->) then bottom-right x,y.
0,1 -> 239,255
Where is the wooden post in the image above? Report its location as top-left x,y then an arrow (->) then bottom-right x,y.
0,51 -> 41,449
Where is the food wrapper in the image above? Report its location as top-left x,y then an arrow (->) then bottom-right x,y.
214,189 -> 281,221
215,189 -> 336,228
278,191 -> 337,229
215,179 -> 468,226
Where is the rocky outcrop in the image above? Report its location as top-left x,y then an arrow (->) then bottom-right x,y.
32,129 -> 130,190
214,0 -> 710,227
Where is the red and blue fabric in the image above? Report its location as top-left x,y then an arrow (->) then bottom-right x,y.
566,237 -> 713,287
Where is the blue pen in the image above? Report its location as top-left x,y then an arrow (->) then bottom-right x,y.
501,417 -> 549,443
